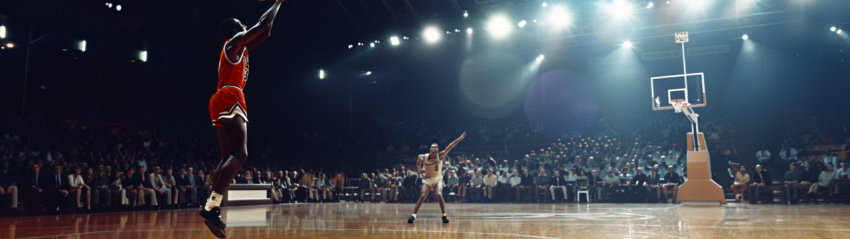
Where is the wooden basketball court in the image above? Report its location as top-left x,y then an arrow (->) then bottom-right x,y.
2,202 -> 849,238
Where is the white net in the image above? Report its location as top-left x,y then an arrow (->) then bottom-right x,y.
671,99 -> 687,113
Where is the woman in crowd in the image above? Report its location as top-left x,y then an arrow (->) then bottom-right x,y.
68,166 -> 92,211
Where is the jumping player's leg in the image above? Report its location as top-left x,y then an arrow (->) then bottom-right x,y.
211,128 -> 233,187
211,116 -> 248,195
412,184 -> 432,215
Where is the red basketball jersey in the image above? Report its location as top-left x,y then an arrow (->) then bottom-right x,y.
217,39 -> 249,90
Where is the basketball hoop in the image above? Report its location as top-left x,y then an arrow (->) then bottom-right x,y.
671,99 -> 688,113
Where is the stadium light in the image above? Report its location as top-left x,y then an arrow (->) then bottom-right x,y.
116,4 -> 122,11
0,26 -> 5,39
348,44 -> 353,49
647,2 -> 654,9
107,3 -> 112,8
79,40 -> 87,52
370,42 -> 375,47
838,29 -> 843,34
536,55 -> 545,61
623,40 -> 633,48
518,20 -> 527,28
423,27 -> 441,43
487,15 -> 512,38
542,1 -> 547,7
140,51 -> 147,62
742,34 -> 748,40
550,5 -> 571,27
390,36 -> 399,46
831,26 -> 837,32
365,71 -> 372,76
463,11 -> 468,18
608,2 -> 633,19
6,43 -> 13,48
467,28 -> 473,34
319,69 -> 325,79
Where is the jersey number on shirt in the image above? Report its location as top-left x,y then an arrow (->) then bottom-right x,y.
243,56 -> 249,81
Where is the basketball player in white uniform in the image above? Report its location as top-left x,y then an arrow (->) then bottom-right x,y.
408,132 -> 466,224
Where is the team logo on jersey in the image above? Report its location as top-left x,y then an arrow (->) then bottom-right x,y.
243,56 -> 250,81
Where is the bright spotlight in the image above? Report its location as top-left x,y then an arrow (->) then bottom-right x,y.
692,0 -> 705,8
319,69 -> 325,79
140,51 -> 147,62
537,55 -> 545,61
107,3 -> 112,8
370,42 -> 375,47
623,40 -> 633,48
79,40 -> 87,52
831,26 -> 837,32
518,20 -> 527,28
423,27 -> 441,43
838,29 -> 843,34
0,26 -> 5,39
365,71 -> 372,76
487,16 -> 512,38
348,45 -> 353,49
5,43 -> 13,48
550,6 -> 571,27
542,1 -> 548,7
467,28 -> 473,34
742,34 -> 748,40
647,2 -> 654,8
609,2 -> 633,19
390,36 -> 399,46
463,11 -> 468,18
116,4 -> 121,11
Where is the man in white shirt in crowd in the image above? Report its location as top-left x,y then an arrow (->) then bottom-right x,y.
756,148 -> 771,163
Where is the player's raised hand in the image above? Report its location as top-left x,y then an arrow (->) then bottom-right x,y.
460,131 -> 467,139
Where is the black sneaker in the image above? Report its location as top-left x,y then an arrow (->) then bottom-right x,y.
199,207 -> 226,229
442,216 -> 449,223
408,216 -> 415,223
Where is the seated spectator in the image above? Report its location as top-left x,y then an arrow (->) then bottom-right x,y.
756,148 -> 771,163
177,168 -> 198,206
90,165 -> 111,209
68,166 -> 91,211
44,165 -> 71,213
646,167 -> 663,203
458,171 -> 471,202
662,166 -> 683,202
23,164 -> 44,212
496,171 -> 509,201
549,171 -> 567,202
444,171 -> 459,199
121,168 -> 139,207
804,163 -> 836,201
784,163 -> 805,204
316,173 -> 334,202
577,169 -> 590,202
799,161 -> 819,190
602,170 -> 620,202
631,168 -> 648,202
402,171 -> 419,202
588,170 -> 601,201
728,163 -> 750,201
196,170 -> 210,200
748,164 -> 773,203
0,164 -> 18,211
238,171 -> 254,184
357,173 -> 374,203
374,173 -> 389,202
534,169 -> 550,202
132,166 -> 158,208
518,169 -> 534,202
150,166 -> 172,207
483,170 -> 497,201
300,171 -> 317,202
163,168 -> 179,207
470,171 -> 484,201
508,170 -> 522,202
111,169 -> 131,207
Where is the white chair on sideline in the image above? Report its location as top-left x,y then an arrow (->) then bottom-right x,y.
577,188 -> 591,203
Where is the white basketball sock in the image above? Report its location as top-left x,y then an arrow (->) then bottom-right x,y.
205,191 -> 224,211
412,214 -> 416,218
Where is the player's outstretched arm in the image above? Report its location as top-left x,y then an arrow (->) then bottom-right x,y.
439,132 -> 467,159
230,0 -> 284,48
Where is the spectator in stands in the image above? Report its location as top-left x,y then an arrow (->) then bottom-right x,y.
90,165 -> 110,209
519,169 -> 534,202
805,163 -> 836,202
0,164 -> 18,211
163,168 -> 178,207
549,171 -> 567,202
470,171 -> 484,201
150,166 -> 171,207
508,170 -> 522,202
662,166 -> 683,203
534,169 -> 550,202
402,171 -> 418,202
444,170 -> 458,200
177,168 -> 197,206
784,163 -> 805,204
646,167 -> 662,203
23,164 -> 43,211
483,170 -> 497,202
749,164 -> 772,204
133,166 -> 157,208
495,171 -> 508,201
239,171 -> 253,184
357,173 -> 374,203
44,165 -> 70,213
800,161 -> 819,191
565,168 -> 578,201
111,169 -> 130,207
376,173 -> 391,202
68,166 -> 91,211
602,170 -> 620,202
121,168 -> 138,207
756,148 -> 771,163
196,170 -> 210,200
631,168 -> 648,202
589,170 -> 601,201
458,170 -> 471,202
728,163 -> 750,201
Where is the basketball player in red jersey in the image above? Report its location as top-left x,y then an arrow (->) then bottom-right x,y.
199,0 -> 283,238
